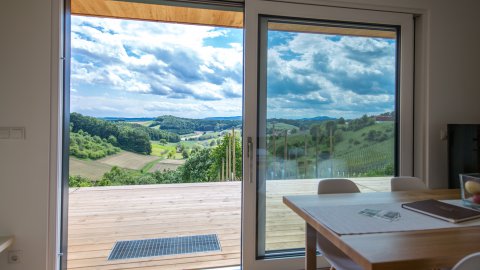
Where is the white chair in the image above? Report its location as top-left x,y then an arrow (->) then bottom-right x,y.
452,252 -> 480,270
317,178 -> 362,270
318,178 -> 361,194
390,176 -> 427,191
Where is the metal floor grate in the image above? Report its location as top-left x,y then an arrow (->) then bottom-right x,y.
108,234 -> 221,260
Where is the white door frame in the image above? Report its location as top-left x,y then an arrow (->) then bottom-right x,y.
242,1 -> 414,269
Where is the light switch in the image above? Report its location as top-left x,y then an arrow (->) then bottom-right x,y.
0,127 -> 25,140
10,127 -> 25,139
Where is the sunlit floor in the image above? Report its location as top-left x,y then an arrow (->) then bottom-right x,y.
68,178 -> 390,270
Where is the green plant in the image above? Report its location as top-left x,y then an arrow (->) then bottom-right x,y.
69,175 -> 94,187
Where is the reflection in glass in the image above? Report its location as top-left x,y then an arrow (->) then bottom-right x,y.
257,19 -> 398,254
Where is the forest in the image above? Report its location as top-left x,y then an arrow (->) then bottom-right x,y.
70,113 -> 180,155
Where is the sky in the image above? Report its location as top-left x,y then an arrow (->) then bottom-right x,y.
71,15 -> 396,119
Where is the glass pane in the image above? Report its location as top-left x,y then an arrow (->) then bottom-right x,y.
257,19 -> 398,254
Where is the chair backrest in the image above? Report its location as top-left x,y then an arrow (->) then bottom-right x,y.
453,252 -> 480,270
390,176 -> 427,191
318,178 -> 360,194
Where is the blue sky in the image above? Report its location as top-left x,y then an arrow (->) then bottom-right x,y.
71,16 -> 396,119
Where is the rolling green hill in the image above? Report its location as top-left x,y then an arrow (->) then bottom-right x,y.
333,122 -> 394,176
150,115 -> 242,135
69,113 -> 396,187
266,118 -> 394,178
69,130 -> 120,159
71,113 -> 180,155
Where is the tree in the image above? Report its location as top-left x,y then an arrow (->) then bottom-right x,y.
182,149 -> 189,159
69,130 -> 120,159
69,175 -> 94,187
208,134 -> 242,180
325,121 -> 337,134
309,124 -> 324,142
70,113 -> 179,154
117,127 -> 152,154
101,166 -> 156,185
334,129 -> 344,143
107,135 -> 118,145
180,148 -> 213,182
347,114 -> 375,131
101,166 -> 138,185
176,143 -> 184,153
152,169 -> 182,184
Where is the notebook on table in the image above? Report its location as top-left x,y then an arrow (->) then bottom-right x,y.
401,199 -> 480,223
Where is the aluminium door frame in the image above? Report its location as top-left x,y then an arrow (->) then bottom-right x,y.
242,0 -> 414,269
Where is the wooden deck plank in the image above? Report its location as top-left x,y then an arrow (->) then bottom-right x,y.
68,181 -> 242,270
68,178 -> 390,269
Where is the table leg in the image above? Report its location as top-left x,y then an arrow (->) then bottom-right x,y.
306,223 -> 317,270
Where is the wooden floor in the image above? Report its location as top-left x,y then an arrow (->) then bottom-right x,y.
68,177 -> 390,270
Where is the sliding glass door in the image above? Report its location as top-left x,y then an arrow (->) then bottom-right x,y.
242,1 -> 413,269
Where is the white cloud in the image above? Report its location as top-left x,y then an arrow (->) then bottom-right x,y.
266,31 -> 397,118
71,15 -> 243,104
71,15 -> 396,119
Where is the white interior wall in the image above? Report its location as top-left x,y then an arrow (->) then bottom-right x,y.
422,0 -> 480,188
0,0 -> 53,269
1,0 -> 480,269
379,0 -> 480,188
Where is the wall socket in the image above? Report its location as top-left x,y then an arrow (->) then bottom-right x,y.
440,128 -> 448,141
7,250 -> 22,264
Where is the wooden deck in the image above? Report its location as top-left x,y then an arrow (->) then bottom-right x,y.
68,177 -> 390,270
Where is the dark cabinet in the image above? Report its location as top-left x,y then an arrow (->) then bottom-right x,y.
448,124 -> 480,188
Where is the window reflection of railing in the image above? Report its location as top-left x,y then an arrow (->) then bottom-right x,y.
265,124 -> 394,180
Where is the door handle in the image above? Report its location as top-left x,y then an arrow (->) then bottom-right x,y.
247,137 -> 253,183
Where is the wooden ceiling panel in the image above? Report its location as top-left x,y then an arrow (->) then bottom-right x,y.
71,0 -> 244,28
269,22 -> 396,39
71,0 -> 394,38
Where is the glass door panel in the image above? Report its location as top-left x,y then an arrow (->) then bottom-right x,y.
257,18 -> 398,254
242,1 -> 413,268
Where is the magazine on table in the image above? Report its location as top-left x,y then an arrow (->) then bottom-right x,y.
401,199 -> 480,223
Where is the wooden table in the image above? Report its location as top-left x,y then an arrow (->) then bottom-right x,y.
284,189 -> 480,270
0,236 -> 14,254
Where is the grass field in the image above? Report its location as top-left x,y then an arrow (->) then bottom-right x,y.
176,141 -> 202,147
97,151 -> 160,170
151,143 -> 183,159
129,120 -> 154,127
69,157 -> 112,180
149,159 -> 186,172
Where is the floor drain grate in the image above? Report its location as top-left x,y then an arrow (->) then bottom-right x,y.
108,234 -> 221,260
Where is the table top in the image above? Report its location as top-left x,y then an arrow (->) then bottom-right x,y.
284,189 -> 480,270
0,236 -> 14,254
